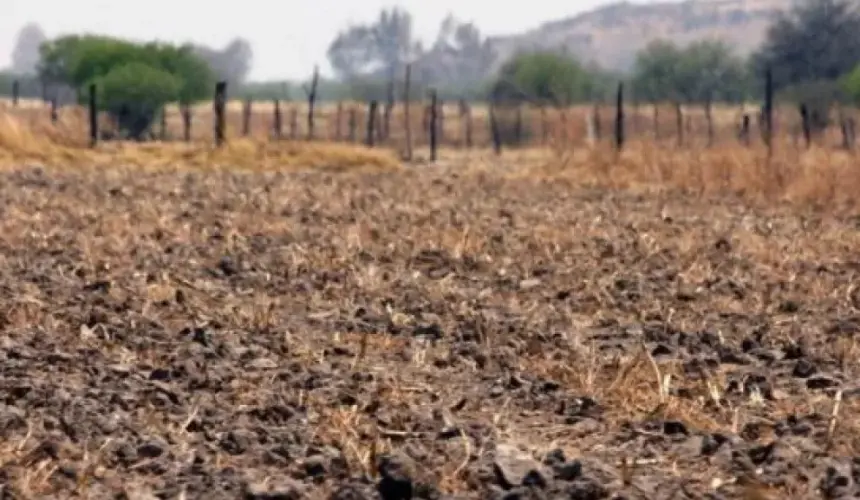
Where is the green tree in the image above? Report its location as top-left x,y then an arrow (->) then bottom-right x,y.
631,40 -> 683,102
37,34 -> 213,138
491,51 -> 596,105
632,39 -> 750,103
752,0 -> 860,90
841,65 -> 860,105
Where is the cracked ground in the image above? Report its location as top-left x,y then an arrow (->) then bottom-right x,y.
1,162 -> 860,499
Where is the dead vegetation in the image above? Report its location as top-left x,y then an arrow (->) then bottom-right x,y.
1,97 -> 860,498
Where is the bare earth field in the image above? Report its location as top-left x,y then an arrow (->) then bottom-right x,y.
1,161 -> 860,499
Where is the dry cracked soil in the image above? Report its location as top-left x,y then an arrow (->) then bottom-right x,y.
1,163 -> 860,499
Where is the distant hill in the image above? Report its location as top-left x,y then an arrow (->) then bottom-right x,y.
486,0 -> 790,73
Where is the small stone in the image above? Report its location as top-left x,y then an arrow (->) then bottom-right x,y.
792,359 -> 817,378
136,438 -> 167,459
701,433 -> 730,456
518,278 -> 542,291
303,455 -> 327,480
248,358 -> 279,370
807,375 -> 841,390
412,323 -> 444,340
218,256 -> 239,276
377,453 -> 415,500
663,421 -> 688,436
242,479 -> 304,500
553,460 -> 582,481
219,430 -> 254,455
493,443 -> 549,490
819,465 -> 852,498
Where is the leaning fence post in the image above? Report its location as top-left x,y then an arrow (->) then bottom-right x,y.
214,81 -> 227,147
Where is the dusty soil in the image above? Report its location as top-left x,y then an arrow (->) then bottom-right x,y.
1,163 -> 860,499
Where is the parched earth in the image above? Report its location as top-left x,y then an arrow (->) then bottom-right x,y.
1,162 -> 860,499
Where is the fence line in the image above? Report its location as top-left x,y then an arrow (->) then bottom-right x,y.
1,78 -> 858,158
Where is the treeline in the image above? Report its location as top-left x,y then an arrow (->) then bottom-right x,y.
3,0 -> 860,140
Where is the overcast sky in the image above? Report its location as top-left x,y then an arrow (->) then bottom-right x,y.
1,0 -> 645,80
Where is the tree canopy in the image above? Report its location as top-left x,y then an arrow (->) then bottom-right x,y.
631,39 -> 749,103
37,34 -> 214,138
753,0 -> 860,90
327,7 -> 422,81
11,23 -> 47,75
490,51 -> 597,105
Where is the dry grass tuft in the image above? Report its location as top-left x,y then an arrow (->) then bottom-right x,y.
0,108 -> 400,173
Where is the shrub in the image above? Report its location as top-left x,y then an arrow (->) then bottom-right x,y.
489,51 -> 596,105
91,62 -> 181,139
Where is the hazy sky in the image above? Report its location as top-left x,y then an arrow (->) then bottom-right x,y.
2,0 -> 640,81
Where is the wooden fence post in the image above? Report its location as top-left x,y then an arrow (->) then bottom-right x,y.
540,106 -> 548,146
437,98 -> 445,148
160,107 -> 168,141
289,107 -> 298,139
459,99 -> 472,149
763,67 -> 774,158
614,82 -> 625,152
181,104 -> 192,142
489,101 -> 502,155
348,107 -> 357,143
800,104 -> 811,149
653,103 -> 660,140
50,96 -> 58,123
366,101 -> 378,147
404,64 -> 413,161
273,99 -> 282,140
375,103 -> 384,144
242,97 -> 252,137
12,80 -> 19,107
674,102 -> 683,147
214,81 -> 227,147
705,99 -> 714,147
383,78 -> 394,141
429,89 -> 438,162
88,83 -> 98,148
305,66 -> 319,140
740,114 -> 751,146
335,102 -> 343,141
